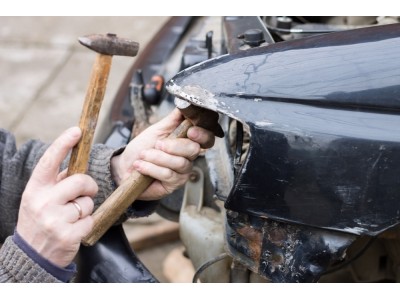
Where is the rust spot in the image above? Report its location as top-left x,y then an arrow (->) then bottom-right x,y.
267,227 -> 287,247
270,253 -> 284,266
237,226 -> 263,261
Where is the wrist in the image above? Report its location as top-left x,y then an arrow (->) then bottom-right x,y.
110,153 -> 122,186
12,230 -> 76,282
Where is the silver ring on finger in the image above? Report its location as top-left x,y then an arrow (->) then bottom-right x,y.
71,200 -> 83,219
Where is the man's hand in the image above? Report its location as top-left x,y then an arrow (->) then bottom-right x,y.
111,108 -> 216,200
16,127 -> 97,268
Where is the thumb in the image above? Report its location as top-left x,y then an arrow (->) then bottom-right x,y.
30,127 -> 81,186
151,108 -> 184,133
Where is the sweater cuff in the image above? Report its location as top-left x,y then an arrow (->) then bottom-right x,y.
12,231 -> 76,282
88,144 -> 119,211
0,236 -> 63,283
89,145 -> 159,220
126,200 -> 160,218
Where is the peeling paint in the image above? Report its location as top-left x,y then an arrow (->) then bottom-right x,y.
342,227 -> 368,235
255,121 -> 274,127
166,82 -> 219,110
168,22 -> 400,238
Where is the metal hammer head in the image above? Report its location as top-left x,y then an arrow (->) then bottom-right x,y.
175,98 -> 224,138
78,33 -> 139,57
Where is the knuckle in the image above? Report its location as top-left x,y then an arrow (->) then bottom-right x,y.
139,149 -> 149,160
72,174 -> 86,186
80,216 -> 94,236
85,215 -> 94,229
31,202 -> 47,219
38,154 -> 53,172
89,178 -> 99,194
42,218 -> 57,235
177,173 -> 190,186
177,157 -> 189,171
164,174 -> 188,193
190,143 -> 201,160
160,141 -> 171,153
84,197 -> 95,214
163,168 -> 175,180
72,174 -> 98,195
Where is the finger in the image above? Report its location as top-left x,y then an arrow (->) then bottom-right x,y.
70,215 -> 94,241
65,196 -> 94,223
123,109 -> 185,156
155,138 -> 200,161
140,108 -> 184,138
152,108 -> 184,133
56,169 -> 68,182
133,160 -> 189,185
51,174 -> 98,205
31,127 -> 81,185
187,126 -> 215,149
138,181 -> 183,200
139,148 -> 192,174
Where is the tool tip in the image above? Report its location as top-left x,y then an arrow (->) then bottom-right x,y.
78,36 -> 91,47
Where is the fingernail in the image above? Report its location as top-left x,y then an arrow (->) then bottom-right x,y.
188,127 -> 199,140
67,126 -> 81,138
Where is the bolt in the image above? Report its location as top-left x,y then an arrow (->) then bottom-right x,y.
189,170 -> 199,182
243,29 -> 265,47
276,16 -> 292,30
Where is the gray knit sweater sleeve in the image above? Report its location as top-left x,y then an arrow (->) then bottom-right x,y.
0,129 -> 116,242
0,129 -> 116,283
0,236 -> 61,282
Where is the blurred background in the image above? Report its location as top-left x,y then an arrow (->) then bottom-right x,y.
0,16 -> 168,145
0,16 -> 194,282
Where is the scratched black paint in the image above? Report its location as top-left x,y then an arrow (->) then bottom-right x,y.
167,23 -> 400,235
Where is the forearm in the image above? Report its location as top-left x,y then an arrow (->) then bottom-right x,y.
0,129 -> 49,241
0,236 -> 62,283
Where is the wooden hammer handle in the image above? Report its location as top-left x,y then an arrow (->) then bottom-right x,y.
67,54 -> 112,176
82,118 -> 193,246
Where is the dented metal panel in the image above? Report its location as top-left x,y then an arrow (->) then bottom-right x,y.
166,23 -> 400,235
225,210 -> 356,282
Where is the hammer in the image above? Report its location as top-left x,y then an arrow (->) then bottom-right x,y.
67,33 -> 139,176
82,98 -> 224,246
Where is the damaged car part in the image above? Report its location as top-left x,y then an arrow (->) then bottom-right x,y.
77,16 -> 400,283
167,21 -> 400,282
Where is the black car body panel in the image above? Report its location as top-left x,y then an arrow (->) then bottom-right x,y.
167,23 -> 400,235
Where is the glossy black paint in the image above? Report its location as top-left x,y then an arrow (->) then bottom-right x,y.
167,23 -> 400,235
75,225 -> 157,283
